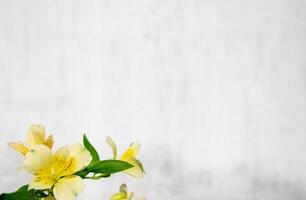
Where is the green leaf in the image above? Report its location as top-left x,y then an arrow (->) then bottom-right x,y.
75,169 -> 89,178
86,160 -> 134,174
0,185 -> 38,200
83,134 -> 100,163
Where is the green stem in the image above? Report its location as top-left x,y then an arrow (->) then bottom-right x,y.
84,173 -> 110,180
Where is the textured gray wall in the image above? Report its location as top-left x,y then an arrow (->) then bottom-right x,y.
1,0 -> 306,199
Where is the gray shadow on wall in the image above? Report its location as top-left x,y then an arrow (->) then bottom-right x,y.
143,145 -> 306,200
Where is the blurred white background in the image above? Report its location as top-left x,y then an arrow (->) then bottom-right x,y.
1,0 -> 306,199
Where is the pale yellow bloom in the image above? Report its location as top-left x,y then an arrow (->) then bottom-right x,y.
8,124 -> 54,155
24,144 -> 92,200
106,137 -> 145,178
110,184 -> 145,200
110,184 -> 134,200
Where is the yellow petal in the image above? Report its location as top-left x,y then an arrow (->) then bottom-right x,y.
52,146 -> 75,177
110,192 -> 127,200
44,134 -> 54,149
69,143 -> 92,172
24,145 -> 53,190
53,175 -> 84,200
120,142 -> 144,178
27,124 -> 46,147
120,142 -> 141,161
8,142 -> 30,155
28,175 -> 54,190
123,158 -> 145,178
106,136 -> 117,159
24,145 -> 52,175
127,192 -> 134,200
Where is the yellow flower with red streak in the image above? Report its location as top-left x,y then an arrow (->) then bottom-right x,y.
24,144 -> 92,200
106,137 -> 145,178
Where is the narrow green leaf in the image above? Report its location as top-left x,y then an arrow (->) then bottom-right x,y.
86,160 -> 134,174
83,134 -> 100,163
0,185 -> 38,200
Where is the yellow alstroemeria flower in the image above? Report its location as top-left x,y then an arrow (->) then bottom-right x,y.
106,137 -> 145,178
110,184 -> 145,200
23,144 -> 92,200
8,124 -> 54,155
110,184 -> 134,200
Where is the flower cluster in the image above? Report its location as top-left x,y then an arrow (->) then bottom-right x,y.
2,125 -> 145,200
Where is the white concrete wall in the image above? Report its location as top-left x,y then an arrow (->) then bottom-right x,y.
1,0 -> 306,199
